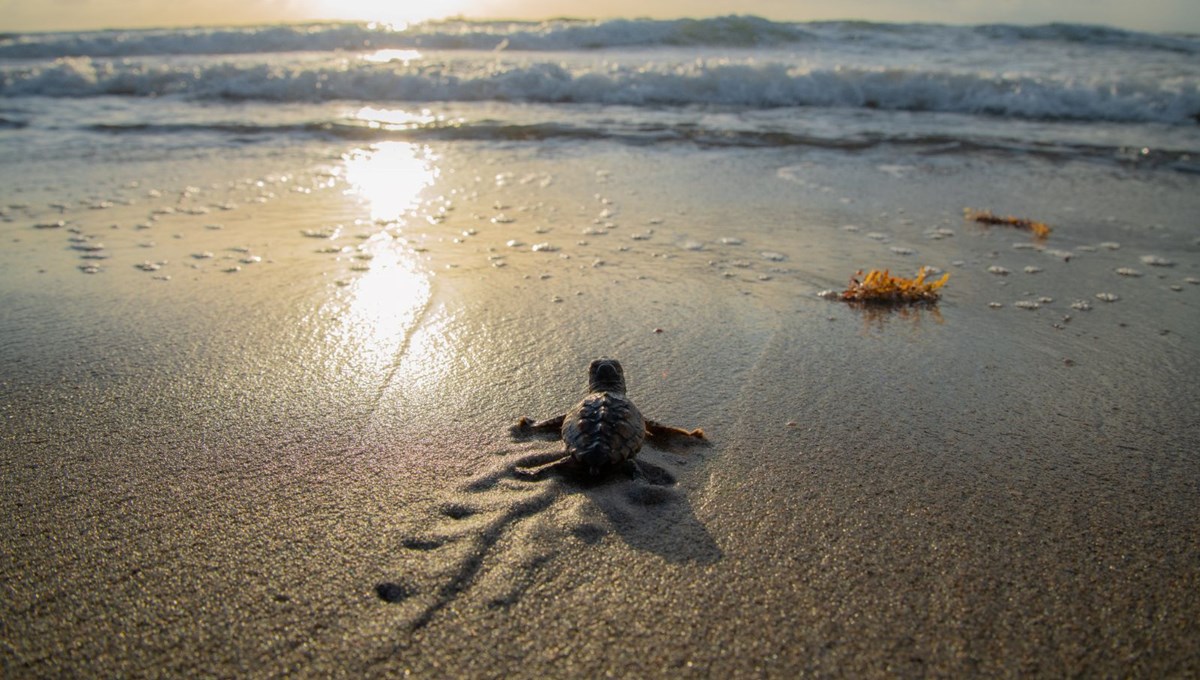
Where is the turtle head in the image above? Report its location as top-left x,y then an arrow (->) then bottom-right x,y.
587,358 -> 626,394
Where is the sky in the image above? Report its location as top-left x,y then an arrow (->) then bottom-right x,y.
1,0 -> 1198,34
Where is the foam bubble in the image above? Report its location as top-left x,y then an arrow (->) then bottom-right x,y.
1139,255 -> 1174,267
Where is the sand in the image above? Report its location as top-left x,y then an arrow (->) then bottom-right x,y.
3,142 -> 1199,677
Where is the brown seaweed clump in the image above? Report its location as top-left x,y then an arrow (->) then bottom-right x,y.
966,209 -> 1052,238
840,267 -> 949,305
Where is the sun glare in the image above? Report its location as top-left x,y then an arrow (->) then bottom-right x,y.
322,140 -> 447,388
341,140 -> 439,223
306,0 -> 475,26
341,239 -> 431,361
362,49 -> 423,64
352,106 -> 437,129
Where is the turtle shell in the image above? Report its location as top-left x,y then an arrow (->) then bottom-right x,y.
561,391 -> 646,474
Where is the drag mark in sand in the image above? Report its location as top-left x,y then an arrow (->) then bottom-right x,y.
392,470 -> 561,629
374,438 -> 717,631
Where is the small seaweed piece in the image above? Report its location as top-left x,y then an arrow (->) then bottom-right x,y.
840,267 -> 949,305
966,209 -> 1052,238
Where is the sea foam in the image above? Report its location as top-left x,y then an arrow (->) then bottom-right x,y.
3,54 -> 1196,124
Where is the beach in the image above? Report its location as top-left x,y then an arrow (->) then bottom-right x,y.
3,18 -> 1200,677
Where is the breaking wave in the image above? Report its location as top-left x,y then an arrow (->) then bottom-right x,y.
4,55 -> 1196,124
0,16 -> 1196,59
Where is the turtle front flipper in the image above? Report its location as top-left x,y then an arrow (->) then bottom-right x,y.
645,419 -> 707,448
511,414 -> 566,438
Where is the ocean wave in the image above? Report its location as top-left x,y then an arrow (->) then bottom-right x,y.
0,17 -> 1195,60
81,118 -> 1200,172
4,56 -> 1197,124
0,23 -> 387,60
973,22 -> 1200,54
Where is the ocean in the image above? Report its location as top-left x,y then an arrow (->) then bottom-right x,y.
2,15 -> 1198,192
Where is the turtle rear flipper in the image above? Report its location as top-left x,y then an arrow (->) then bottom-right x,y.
645,419 -> 707,449
512,450 -> 573,479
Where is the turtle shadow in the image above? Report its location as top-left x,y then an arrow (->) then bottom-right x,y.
502,423 -> 720,563
375,438 -> 721,629
504,452 -> 723,567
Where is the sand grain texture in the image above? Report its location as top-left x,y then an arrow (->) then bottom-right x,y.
3,146 -> 1199,677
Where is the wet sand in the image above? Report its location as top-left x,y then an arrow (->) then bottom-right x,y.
2,143 -> 1199,676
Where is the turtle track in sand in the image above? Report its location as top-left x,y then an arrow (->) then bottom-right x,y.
373,443 -> 718,631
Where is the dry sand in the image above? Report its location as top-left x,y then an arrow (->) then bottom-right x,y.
3,143 -> 1199,676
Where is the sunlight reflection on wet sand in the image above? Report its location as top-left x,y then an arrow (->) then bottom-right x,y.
341,140 -> 439,223
324,139 -> 444,384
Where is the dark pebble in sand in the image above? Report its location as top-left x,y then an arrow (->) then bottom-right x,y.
375,581 -> 417,603
440,503 -> 477,520
487,595 -> 518,610
401,537 -> 443,551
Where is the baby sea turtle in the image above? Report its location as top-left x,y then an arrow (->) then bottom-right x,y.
513,358 -> 706,476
